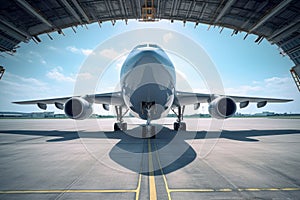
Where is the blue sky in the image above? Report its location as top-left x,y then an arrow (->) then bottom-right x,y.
0,20 -> 299,114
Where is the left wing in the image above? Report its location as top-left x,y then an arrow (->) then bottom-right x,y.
13,92 -> 125,106
174,91 -> 293,107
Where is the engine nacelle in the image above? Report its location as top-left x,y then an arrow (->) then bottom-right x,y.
208,97 -> 237,119
64,97 -> 93,120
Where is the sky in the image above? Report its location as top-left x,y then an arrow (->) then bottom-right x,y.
0,19 -> 299,115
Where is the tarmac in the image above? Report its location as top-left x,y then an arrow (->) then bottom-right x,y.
0,118 -> 299,200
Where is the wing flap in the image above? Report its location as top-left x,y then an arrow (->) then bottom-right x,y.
13,92 -> 125,106
174,91 -> 293,106
13,96 -> 70,105
228,95 -> 293,103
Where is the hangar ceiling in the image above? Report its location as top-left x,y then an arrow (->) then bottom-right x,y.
0,0 -> 300,66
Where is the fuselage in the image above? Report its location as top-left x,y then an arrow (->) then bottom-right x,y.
120,44 -> 176,120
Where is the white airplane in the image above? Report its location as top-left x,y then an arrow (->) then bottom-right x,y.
14,44 -> 292,136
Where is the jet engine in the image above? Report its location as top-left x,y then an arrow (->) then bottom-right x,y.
64,97 -> 93,120
208,97 -> 237,119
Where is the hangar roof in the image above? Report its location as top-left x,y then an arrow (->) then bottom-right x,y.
0,0 -> 300,65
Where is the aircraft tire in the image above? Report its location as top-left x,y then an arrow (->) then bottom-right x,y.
174,122 -> 179,131
180,122 -> 186,131
114,123 -> 120,131
121,123 -> 127,131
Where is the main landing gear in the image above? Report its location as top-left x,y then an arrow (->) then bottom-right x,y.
114,106 -> 129,131
171,106 -> 186,131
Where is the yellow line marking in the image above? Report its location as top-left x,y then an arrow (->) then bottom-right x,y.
281,188 -> 300,191
2,187 -> 298,195
135,173 -> 142,200
261,188 -> 279,191
217,188 -> 233,192
148,139 -> 157,200
0,189 -> 136,194
169,189 -> 214,192
169,188 -> 300,193
243,188 -> 261,191
154,143 -> 172,200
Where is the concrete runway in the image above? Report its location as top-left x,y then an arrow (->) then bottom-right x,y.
0,118 -> 299,200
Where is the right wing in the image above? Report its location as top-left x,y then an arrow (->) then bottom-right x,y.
174,91 -> 293,107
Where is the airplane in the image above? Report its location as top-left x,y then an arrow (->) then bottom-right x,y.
14,44 -> 293,137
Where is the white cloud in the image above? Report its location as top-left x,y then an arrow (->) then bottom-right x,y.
77,72 -> 94,80
66,46 -> 94,56
81,49 -> 93,56
28,51 -> 47,65
225,76 -> 294,97
66,46 -> 80,54
264,77 -> 290,87
0,72 -> 49,98
46,67 -> 75,82
99,48 -> 119,59
41,59 -> 47,65
225,85 -> 262,96
163,32 -> 173,43
48,46 -> 58,51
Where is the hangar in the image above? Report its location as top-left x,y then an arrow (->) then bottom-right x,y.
0,0 -> 299,88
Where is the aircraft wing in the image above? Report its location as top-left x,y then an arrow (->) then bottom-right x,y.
13,92 -> 124,106
174,91 -> 293,106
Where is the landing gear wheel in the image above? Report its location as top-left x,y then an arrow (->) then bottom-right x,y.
114,122 -> 127,131
121,123 -> 127,131
114,123 -> 120,131
174,122 -> 186,131
174,122 -> 180,131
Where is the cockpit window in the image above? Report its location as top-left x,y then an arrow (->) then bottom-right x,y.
149,44 -> 159,48
134,44 -> 148,49
134,44 -> 161,50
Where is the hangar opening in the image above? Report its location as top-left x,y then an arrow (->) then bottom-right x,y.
0,0 -> 299,88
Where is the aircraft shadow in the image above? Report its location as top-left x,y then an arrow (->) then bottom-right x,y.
0,127 -> 299,175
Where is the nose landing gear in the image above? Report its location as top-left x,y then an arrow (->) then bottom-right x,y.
142,102 -> 156,138
142,125 -> 156,138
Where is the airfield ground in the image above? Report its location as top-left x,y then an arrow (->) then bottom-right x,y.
0,118 -> 299,200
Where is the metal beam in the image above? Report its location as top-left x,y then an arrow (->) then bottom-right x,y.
119,0 -> 128,18
271,23 -> 300,42
268,17 -> 300,40
104,0 -> 113,19
60,0 -> 82,24
123,0 -> 128,18
0,18 -> 30,38
241,1 -> 269,29
157,0 -> 161,19
15,0 -> 54,28
199,2 -> 208,20
0,34 -> 18,45
185,1 -> 193,19
285,45 -> 300,55
0,45 -> 12,52
279,34 -> 300,48
170,0 -> 178,17
249,0 -> 293,32
214,0 -> 236,24
0,23 -> 26,41
70,0 -> 90,23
